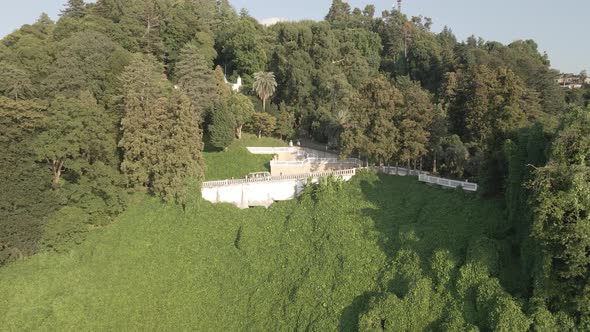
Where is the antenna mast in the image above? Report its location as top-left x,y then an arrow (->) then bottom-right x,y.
397,0 -> 402,12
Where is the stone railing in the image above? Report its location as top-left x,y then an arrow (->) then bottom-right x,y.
418,174 -> 478,192
202,168 -> 357,188
375,166 -> 429,177
246,147 -> 298,154
270,157 -> 360,167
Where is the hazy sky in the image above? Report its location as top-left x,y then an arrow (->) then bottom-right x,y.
1,0 -> 587,73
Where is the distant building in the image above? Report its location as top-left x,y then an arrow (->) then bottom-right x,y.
557,73 -> 588,89
224,75 -> 242,92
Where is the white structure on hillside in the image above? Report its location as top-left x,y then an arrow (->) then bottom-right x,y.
224,75 -> 242,92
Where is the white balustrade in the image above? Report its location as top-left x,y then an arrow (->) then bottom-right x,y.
418,174 -> 478,192
202,168 -> 357,188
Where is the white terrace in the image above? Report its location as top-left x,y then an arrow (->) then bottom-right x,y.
201,147 -> 478,209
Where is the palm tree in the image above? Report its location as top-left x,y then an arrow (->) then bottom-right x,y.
252,72 -> 277,112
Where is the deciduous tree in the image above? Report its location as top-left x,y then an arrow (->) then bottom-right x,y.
227,93 -> 254,139
250,112 -> 277,139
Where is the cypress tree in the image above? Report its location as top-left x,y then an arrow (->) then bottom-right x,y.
208,102 -> 235,150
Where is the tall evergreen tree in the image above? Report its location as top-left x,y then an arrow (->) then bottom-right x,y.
119,54 -> 170,188
209,102 -> 235,149
151,90 -> 204,204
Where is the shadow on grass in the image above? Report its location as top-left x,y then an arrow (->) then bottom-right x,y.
337,172 -> 505,330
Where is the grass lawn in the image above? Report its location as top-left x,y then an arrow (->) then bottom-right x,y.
203,133 -> 286,181
0,171 -> 512,331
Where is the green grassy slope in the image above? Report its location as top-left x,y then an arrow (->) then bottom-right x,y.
0,172 -> 510,331
203,134 -> 285,181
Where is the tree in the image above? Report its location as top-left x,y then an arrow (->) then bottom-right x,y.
120,54 -> 203,203
325,0 -> 351,28
175,42 -> 216,120
141,0 -> 163,56
119,54 -> 170,187
341,75 -> 402,164
275,102 -> 296,140
531,108 -> 590,320
429,104 -> 448,174
34,91 -> 112,188
216,14 -> 267,84
61,0 -> 86,18
213,65 -> 232,102
250,112 -> 277,139
46,31 -> 127,101
252,72 -> 277,112
440,135 -> 469,178
0,62 -> 33,100
151,90 -> 204,204
398,80 -> 434,168
209,102 -> 236,149
227,93 -> 254,139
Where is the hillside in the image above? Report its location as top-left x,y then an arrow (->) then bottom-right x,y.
0,172 -> 521,331
1,0 -> 588,329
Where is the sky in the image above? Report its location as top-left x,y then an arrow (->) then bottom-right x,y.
0,0 -> 587,73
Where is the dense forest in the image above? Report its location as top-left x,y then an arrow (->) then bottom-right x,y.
1,0 -> 589,330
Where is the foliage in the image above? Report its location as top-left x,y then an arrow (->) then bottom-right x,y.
208,101 -> 236,150
175,42 -> 217,120
0,62 -> 33,100
249,112 -> 277,139
120,54 -> 204,203
341,75 -> 402,163
530,108 -> 590,322
0,0 -> 585,327
227,93 -> 255,139
274,102 -> 296,139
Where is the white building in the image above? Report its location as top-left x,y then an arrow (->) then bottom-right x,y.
224,75 -> 242,92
